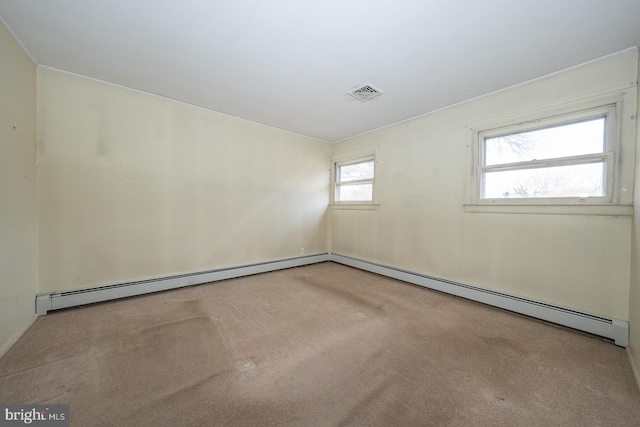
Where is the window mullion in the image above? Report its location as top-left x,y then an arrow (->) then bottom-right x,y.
481,153 -> 609,173
336,178 -> 374,186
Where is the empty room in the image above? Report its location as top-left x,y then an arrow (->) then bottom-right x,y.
1,1 -> 640,425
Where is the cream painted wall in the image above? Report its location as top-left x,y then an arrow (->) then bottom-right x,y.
628,50 -> 640,385
0,21 -> 37,354
332,49 -> 638,321
37,68 -> 330,293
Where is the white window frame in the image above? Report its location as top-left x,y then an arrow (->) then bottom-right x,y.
465,91 -> 633,216
478,106 -> 615,203
330,148 -> 379,210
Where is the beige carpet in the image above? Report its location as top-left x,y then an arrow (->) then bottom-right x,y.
1,262 -> 639,426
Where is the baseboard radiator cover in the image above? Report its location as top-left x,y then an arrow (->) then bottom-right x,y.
36,253 -> 331,316
330,253 -> 629,347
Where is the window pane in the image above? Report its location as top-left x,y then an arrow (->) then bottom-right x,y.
485,118 -> 605,166
336,183 -> 373,202
483,162 -> 604,199
338,160 -> 374,182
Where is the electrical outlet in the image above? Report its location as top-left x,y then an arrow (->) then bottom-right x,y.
300,248 -> 305,255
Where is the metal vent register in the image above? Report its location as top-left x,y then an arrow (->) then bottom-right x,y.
348,83 -> 383,102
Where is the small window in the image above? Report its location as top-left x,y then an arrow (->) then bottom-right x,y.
330,149 -> 378,208
334,158 -> 375,203
476,105 -> 615,204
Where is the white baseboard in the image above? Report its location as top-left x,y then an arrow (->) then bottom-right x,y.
628,348 -> 640,392
0,314 -> 37,359
330,253 -> 629,347
34,251 -> 629,348
36,254 -> 330,316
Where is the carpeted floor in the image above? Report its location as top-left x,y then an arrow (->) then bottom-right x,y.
1,262 -> 639,426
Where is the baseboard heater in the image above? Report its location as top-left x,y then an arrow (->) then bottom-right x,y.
35,252 -> 628,347
330,253 -> 629,347
36,253 -> 330,316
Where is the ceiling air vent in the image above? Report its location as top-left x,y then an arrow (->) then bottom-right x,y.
348,83 -> 383,102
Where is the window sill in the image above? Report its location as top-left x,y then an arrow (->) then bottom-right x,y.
330,203 -> 380,211
463,203 -> 632,216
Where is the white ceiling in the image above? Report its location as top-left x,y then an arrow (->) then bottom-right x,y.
1,1 -> 639,143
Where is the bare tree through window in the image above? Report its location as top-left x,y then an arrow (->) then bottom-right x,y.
482,117 -> 606,199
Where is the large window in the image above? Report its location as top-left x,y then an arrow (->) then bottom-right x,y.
479,107 -> 614,202
465,97 -> 634,215
331,149 -> 378,208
